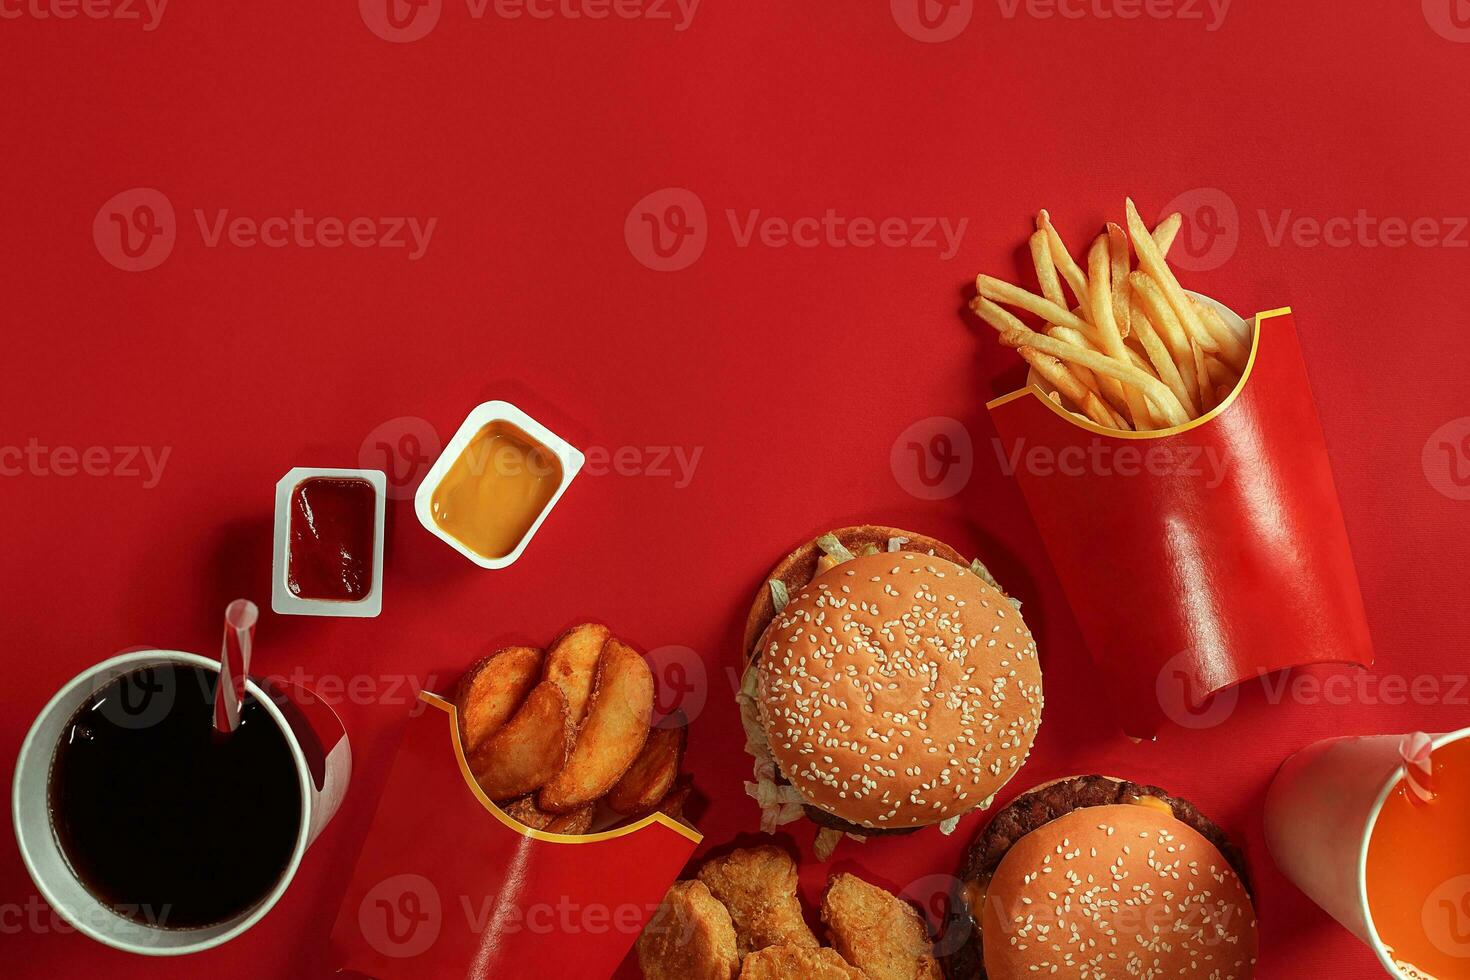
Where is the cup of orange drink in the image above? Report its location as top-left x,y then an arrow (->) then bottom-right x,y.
1265,728 -> 1470,978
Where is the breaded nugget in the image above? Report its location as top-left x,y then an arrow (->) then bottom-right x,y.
821,874 -> 940,980
739,944 -> 868,979
697,846 -> 819,954
637,881 -> 740,980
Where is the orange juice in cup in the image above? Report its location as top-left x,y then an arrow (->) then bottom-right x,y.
1365,736 -> 1470,977
1266,728 -> 1470,979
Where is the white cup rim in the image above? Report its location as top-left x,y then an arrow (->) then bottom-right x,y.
11,650 -> 313,956
1356,725 -> 1470,976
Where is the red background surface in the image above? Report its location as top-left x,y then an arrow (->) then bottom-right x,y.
3,2 -> 1469,977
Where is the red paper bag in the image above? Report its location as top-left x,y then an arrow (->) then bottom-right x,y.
331,692 -> 700,978
987,307 -> 1373,737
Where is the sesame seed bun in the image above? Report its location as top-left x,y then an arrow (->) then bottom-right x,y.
743,525 -> 968,661
752,550 -> 1043,831
978,803 -> 1258,978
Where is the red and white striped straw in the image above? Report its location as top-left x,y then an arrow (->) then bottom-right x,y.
214,599 -> 259,734
1398,731 -> 1436,806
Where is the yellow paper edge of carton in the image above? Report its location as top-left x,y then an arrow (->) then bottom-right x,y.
984,307 -> 1292,441
421,690 -> 703,846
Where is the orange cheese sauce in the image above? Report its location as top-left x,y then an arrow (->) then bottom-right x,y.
1366,736 -> 1470,979
430,420 -> 562,559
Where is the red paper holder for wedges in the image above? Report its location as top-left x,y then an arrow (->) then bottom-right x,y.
330,691 -> 701,978
987,307 -> 1374,738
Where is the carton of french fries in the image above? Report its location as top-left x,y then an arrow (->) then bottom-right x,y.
978,199 -> 1374,737
330,625 -> 701,979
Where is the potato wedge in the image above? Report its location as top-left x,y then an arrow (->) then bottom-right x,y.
657,775 -> 694,821
543,623 -> 610,729
470,681 -> 572,800
538,638 -> 653,812
499,795 -> 555,830
606,724 -> 686,816
546,806 -> 596,835
456,646 -> 544,761
499,795 -> 595,835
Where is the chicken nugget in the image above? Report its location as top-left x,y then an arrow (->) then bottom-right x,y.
637,880 -> 740,980
739,944 -> 868,979
821,874 -> 940,980
697,846 -> 818,954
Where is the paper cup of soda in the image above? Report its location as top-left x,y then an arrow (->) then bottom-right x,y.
1264,727 -> 1470,978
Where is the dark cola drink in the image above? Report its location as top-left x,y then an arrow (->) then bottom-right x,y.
47,664 -> 302,929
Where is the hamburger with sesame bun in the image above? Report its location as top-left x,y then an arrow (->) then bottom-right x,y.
944,775 -> 1258,979
738,526 -> 1044,857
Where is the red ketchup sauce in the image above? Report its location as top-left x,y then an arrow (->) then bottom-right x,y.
287,478 -> 376,601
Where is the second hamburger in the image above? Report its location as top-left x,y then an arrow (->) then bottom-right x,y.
945,774 -> 1259,979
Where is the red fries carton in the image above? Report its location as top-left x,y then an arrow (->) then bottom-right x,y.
987,307 -> 1373,737
330,691 -> 701,978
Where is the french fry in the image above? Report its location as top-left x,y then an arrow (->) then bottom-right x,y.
1203,355 -> 1237,391
1192,296 -> 1252,345
1153,212 -> 1182,256
539,638 -> 654,813
1054,300 -> 1114,408
977,201 -> 1242,430
1085,235 -> 1150,428
1107,222 -> 1132,339
1030,229 -> 1067,310
1019,328 -> 1188,426
1127,271 -> 1199,400
544,623 -> 610,730
1125,198 -> 1224,357
1191,338 -> 1213,415
1047,323 -> 1131,418
470,680 -> 573,800
975,275 -> 1099,345
1017,346 -> 1128,429
1128,303 -> 1198,417
974,297 -> 1189,426
1060,356 -> 1102,406
457,647 -> 544,761
1084,236 -> 1127,357
1193,299 -> 1252,368
606,724 -> 687,816
1037,208 -> 1090,305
